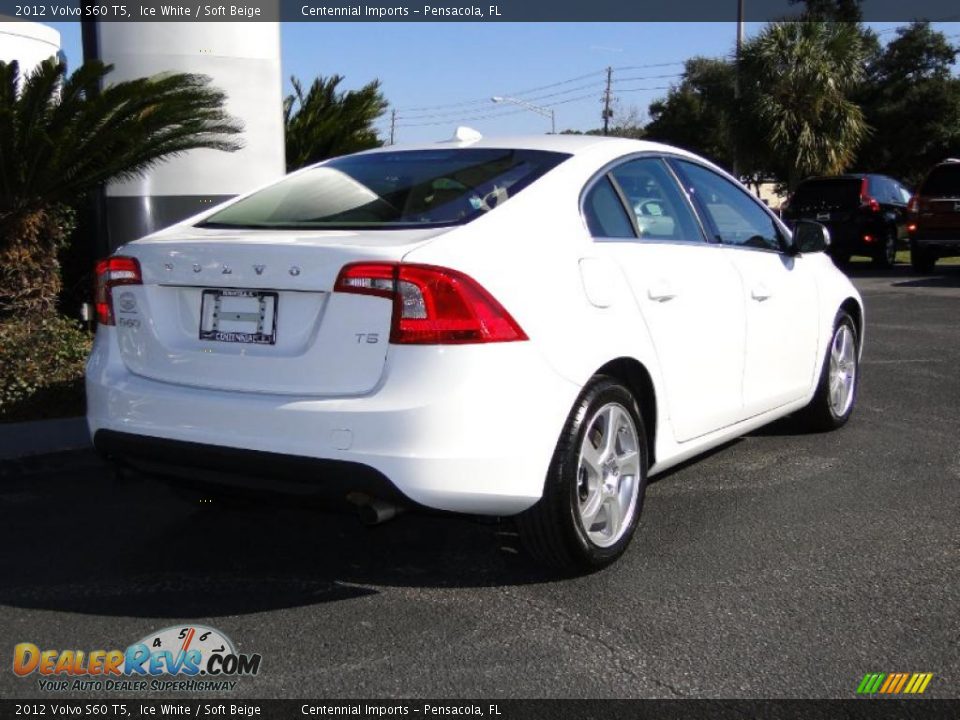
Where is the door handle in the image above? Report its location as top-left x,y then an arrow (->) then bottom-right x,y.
751,283 -> 772,301
648,280 -> 677,302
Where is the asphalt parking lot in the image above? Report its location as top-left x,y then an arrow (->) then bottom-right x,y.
1,265 -> 958,700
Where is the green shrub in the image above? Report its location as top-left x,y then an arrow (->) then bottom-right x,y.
0,316 -> 92,422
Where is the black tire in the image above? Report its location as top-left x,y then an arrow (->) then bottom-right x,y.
872,228 -> 897,268
910,242 -> 936,274
796,311 -> 860,432
517,376 -> 648,572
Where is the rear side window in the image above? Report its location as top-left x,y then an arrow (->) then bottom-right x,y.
609,158 -> 703,242
792,179 -> 861,210
869,176 -> 893,203
197,149 -> 570,230
920,164 -> 960,197
583,177 -> 635,239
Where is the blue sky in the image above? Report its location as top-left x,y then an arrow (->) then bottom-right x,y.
48,21 -> 958,143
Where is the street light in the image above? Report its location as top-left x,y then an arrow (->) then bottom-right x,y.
491,95 -> 556,134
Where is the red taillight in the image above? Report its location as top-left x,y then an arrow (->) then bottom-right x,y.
94,256 -> 142,325
334,262 -> 528,345
860,178 -> 880,213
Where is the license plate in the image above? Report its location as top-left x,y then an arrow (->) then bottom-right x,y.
816,212 -> 830,221
199,289 -> 277,345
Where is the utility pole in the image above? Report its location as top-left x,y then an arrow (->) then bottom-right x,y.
733,0 -> 744,178
602,66 -> 613,136
389,108 -> 396,145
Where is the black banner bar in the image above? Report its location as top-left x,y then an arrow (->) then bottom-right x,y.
4,0 -> 960,22
1,700 -> 959,720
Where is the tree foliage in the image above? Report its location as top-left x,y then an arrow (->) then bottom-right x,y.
853,22 -> 960,186
739,21 -> 869,189
284,75 -> 388,171
789,0 -> 863,21
645,57 -> 737,169
0,58 -> 242,316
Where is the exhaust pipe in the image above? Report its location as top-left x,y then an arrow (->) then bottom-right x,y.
346,492 -> 406,526
358,499 -> 405,526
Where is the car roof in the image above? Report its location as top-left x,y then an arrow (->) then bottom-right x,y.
802,174 -> 868,181
354,133 -> 689,158
800,173 -> 909,184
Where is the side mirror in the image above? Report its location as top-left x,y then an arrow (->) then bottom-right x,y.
792,220 -> 831,254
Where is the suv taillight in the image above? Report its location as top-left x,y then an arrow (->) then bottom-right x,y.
94,256 -> 142,325
334,262 -> 528,345
860,178 -> 880,213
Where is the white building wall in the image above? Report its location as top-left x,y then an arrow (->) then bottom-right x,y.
95,22 -> 285,246
0,20 -> 61,72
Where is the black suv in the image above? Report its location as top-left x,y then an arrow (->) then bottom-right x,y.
782,174 -> 911,267
908,159 -> 960,273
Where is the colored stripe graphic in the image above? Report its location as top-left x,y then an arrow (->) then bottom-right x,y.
893,673 -> 909,693
905,673 -> 934,694
857,672 -> 933,694
857,673 -> 886,694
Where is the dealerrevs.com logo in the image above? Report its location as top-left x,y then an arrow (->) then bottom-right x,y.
13,625 -> 262,692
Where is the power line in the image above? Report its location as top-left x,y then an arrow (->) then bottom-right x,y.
614,85 -> 674,94
398,80 -> 606,120
396,92 -> 601,128
612,72 -> 684,84
395,63 -> 688,114
396,68 -> 607,112
612,61 -> 686,71
396,106 -> 533,128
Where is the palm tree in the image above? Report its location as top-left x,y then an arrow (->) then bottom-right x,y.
739,22 -> 869,190
0,58 -> 242,316
284,74 -> 388,171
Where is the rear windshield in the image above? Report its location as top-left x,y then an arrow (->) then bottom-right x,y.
198,149 -> 570,230
920,164 -> 960,197
791,178 -> 861,209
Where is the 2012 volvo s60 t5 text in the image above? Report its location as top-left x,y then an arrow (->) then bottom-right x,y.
87,134 -> 863,571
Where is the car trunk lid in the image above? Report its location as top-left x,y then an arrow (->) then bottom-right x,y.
112,228 -> 444,396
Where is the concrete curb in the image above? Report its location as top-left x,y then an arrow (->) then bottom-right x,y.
0,416 -> 91,461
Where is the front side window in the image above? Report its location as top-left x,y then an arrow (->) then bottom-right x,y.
610,158 -> 703,242
198,149 -> 570,230
674,160 -> 783,251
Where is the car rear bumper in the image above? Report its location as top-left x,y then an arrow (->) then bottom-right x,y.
86,328 -> 579,516
911,235 -> 960,251
820,220 -> 895,255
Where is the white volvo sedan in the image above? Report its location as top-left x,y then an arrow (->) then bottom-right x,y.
87,134 -> 863,571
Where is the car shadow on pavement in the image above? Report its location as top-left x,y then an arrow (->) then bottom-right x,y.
892,271 -> 960,289
0,455 -> 555,619
842,262 -> 960,287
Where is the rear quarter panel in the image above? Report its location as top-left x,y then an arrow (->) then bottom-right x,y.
401,148 -> 671,449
